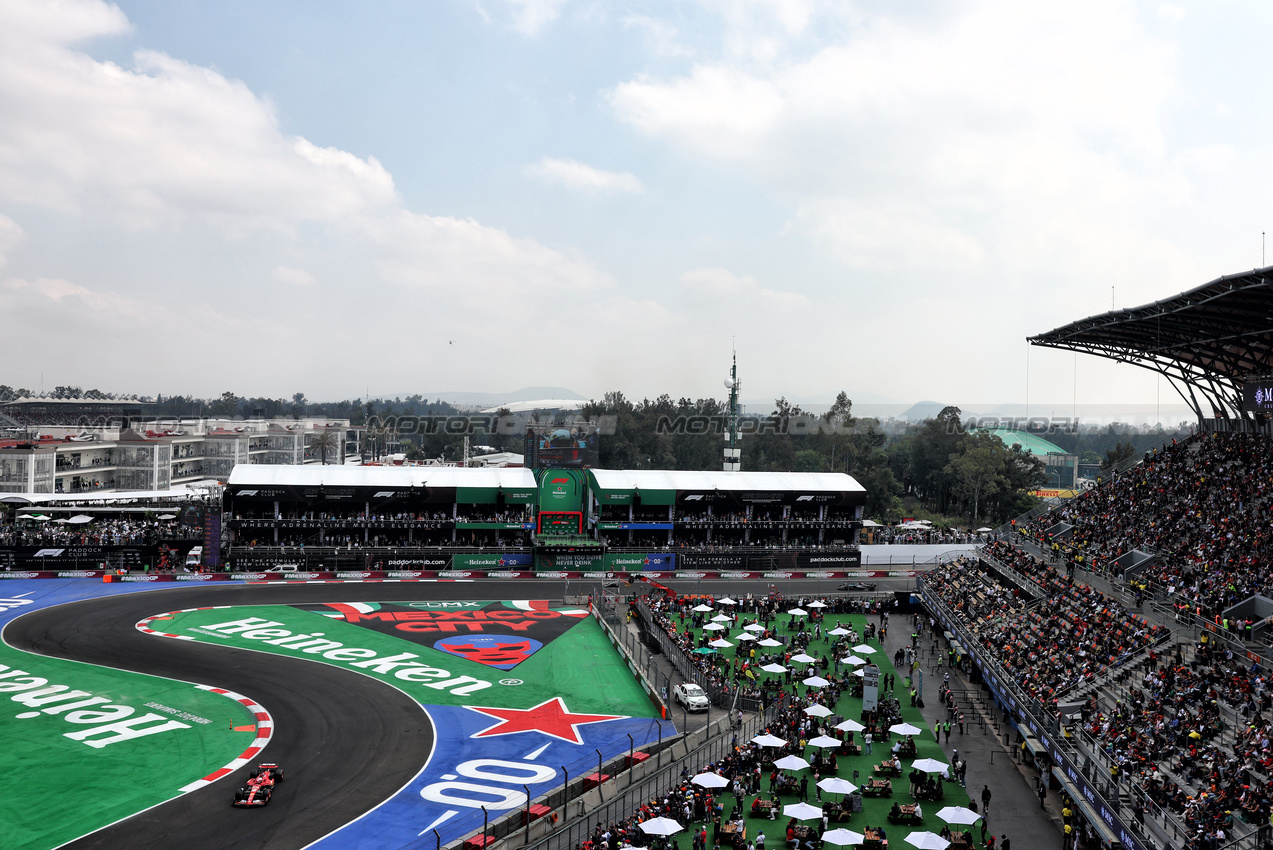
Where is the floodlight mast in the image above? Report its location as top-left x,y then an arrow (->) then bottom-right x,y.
723,353 -> 741,472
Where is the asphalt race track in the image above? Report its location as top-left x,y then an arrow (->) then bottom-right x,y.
9,582 -> 472,850
6,577 -> 911,850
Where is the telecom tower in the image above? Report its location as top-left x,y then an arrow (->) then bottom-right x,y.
723,353 -> 741,472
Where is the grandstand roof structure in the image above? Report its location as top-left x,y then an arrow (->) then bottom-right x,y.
1028,265 -> 1273,420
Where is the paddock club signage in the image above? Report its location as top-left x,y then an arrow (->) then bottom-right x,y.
678,551 -> 863,569
0,545 -> 193,570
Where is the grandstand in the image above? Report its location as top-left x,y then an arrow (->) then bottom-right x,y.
911,266 -> 1273,850
221,465 -> 866,572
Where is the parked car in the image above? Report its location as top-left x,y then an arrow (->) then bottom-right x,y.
673,683 -> 710,711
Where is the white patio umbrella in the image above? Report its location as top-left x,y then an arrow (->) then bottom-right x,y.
791,653 -> 817,664
807,735 -> 843,749
802,675 -> 831,688
691,772 -> 731,789
890,723 -> 924,736
773,755 -> 811,771
68,514 -> 94,524
693,604 -> 715,612
736,632 -> 758,641
835,719 -> 866,733
703,623 -> 726,631
803,704 -> 834,717
975,527 -> 992,533
912,758 -> 950,773
806,600 -> 827,608
761,663 -> 788,674
822,829 -> 866,846
818,777 -> 859,796
639,817 -> 685,837
156,513 -> 177,520
709,638 -> 734,648
935,806 -> 982,825
752,733 -> 787,747
783,802 -> 823,821
904,832 -> 951,850
852,669 -> 865,677
744,623 -> 766,632
788,608 -> 809,616
828,627 -> 851,636
712,614 -> 732,622
718,597 -> 738,604
842,655 -> 867,666
759,638 -> 784,647
852,644 -> 876,654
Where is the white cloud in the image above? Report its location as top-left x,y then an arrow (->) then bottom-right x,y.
610,65 -> 784,161
681,267 -> 809,311
503,0 -> 569,36
0,214 -> 25,266
0,0 -> 626,398
525,157 -> 645,195
611,1 -> 1189,286
351,209 -> 612,297
0,4 -> 398,227
621,15 -> 693,59
3,276 -> 141,317
271,266 -> 316,287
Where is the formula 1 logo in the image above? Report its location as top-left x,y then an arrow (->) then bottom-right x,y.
372,491 -> 396,498
33,549 -> 66,558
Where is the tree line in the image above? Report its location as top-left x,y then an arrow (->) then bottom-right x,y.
2,383 -> 1193,527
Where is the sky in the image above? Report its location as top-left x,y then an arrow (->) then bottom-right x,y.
1,0 -> 1271,411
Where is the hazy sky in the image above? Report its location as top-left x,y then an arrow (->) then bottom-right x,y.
1,0 -> 1270,408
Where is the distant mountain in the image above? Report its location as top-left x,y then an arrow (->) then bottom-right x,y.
898,401 -> 952,421
379,387 -> 587,408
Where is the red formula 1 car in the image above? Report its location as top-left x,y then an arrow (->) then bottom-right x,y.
232,763 -> 285,807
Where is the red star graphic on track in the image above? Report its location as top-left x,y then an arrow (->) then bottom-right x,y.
464,697 -> 626,744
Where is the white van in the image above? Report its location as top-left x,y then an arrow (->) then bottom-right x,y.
184,546 -> 203,569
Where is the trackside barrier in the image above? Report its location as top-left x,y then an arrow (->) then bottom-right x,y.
470,612 -> 787,850
632,600 -> 770,713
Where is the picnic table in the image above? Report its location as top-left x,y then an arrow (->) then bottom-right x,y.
863,778 -> 893,797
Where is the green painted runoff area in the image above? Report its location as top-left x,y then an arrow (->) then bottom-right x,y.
678,609 -> 975,840
0,645 -> 259,850
162,603 -> 659,716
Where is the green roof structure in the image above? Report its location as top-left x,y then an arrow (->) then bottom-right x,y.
980,428 -> 1069,457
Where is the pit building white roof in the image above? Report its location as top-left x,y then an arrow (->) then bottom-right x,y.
226,465 -> 536,489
